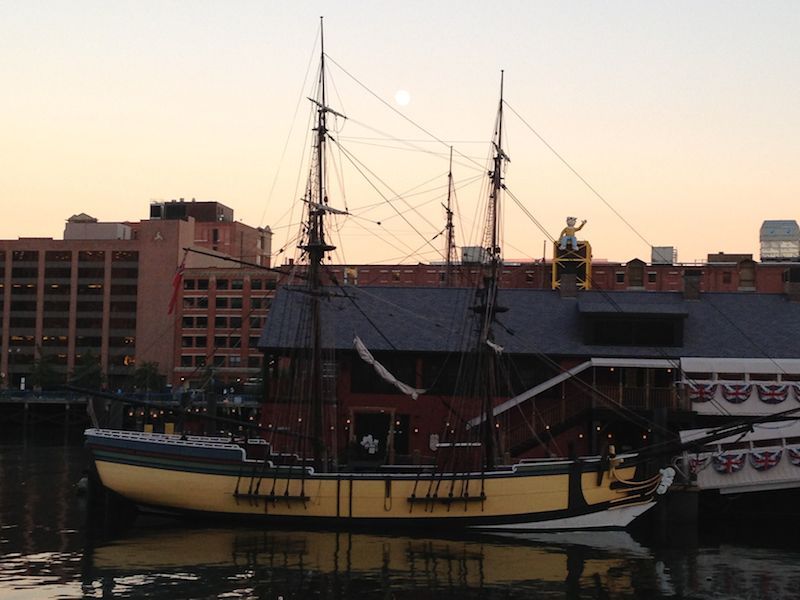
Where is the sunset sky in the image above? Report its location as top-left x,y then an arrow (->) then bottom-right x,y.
1,1 -> 798,265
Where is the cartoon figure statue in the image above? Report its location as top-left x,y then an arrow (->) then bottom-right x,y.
559,216 -> 587,251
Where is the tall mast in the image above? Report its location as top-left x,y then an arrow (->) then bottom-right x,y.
479,71 -> 508,470
444,146 -> 457,286
302,16 -> 337,472
488,70 -> 505,287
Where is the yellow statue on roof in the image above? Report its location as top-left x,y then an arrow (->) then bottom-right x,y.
558,216 -> 587,251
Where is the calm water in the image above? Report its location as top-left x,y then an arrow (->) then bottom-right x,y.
2,436 -> 800,599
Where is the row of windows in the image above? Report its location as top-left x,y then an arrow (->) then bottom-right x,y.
0,250 -> 135,261
181,313 -> 262,331
183,295 -> 271,310
606,269 -> 753,287
19,266 -> 139,280
183,278 -> 277,291
1,282 -> 133,295
17,316 -> 137,330
3,270 -> 138,282
12,334 -> 133,346
182,335 -> 259,349
179,355 -> 262,368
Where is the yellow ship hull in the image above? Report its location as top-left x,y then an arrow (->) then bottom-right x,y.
86,428 -> 665,530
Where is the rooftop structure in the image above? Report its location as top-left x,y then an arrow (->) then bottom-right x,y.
760,219 -> 800,262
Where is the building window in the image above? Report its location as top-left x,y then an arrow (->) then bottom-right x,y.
251,279 -> 263,290
647,272 -> 657,283
615,272 -> 625,284
183,279 -> 196,290
232,279 -> 243,290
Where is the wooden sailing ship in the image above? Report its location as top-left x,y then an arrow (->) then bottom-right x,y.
85,20 -> 674,530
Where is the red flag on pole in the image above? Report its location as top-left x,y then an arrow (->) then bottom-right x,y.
167,257 -> 186,315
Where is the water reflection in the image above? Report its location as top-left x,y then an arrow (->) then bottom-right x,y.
86,526 -> 654,599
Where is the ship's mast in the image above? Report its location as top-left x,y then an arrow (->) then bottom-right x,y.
444,147 -> 457,286
301,17 -> 337,473
479,71 -> 508,469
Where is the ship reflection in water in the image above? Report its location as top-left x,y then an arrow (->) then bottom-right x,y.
86,526 -> 659,599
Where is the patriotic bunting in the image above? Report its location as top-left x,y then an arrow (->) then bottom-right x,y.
793,383 -> 800,403
721,383 -> 752,404
689,456 -> 711,474
756,384 -> 789,404
712,452 -> 746,474
688,383 -> 717,403
788,447 -> 800,466
748,449 -> 783,471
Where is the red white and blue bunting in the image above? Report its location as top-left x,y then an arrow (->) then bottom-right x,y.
689,456 -> 711,473
748,449 -> 783,471
712,452 -> 746,474
688,383 -> 716,403
721,384 -> 752,404
756,384 -> 789,404
689,382 -> 800,404
706,447 -> 800,474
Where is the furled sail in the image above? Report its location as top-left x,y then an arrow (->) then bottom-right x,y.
353,336 -> 426,400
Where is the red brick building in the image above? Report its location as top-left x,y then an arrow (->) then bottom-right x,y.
0,200 -> 271,391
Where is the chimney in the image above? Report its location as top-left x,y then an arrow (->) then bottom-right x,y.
683,269 -> 702,300
786,267 -> 800,302
560,273 -> 578,298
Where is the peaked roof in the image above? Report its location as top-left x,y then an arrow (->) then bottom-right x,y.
259,286 -> 800,359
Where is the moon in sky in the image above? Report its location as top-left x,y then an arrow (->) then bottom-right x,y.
394,89 -> 410,106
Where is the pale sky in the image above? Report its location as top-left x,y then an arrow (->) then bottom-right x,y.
1,1 -> 798,265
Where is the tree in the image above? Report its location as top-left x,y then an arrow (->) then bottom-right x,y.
131,361 -> 163,392
30,351 -> 63,391
70,350 -> 106,391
